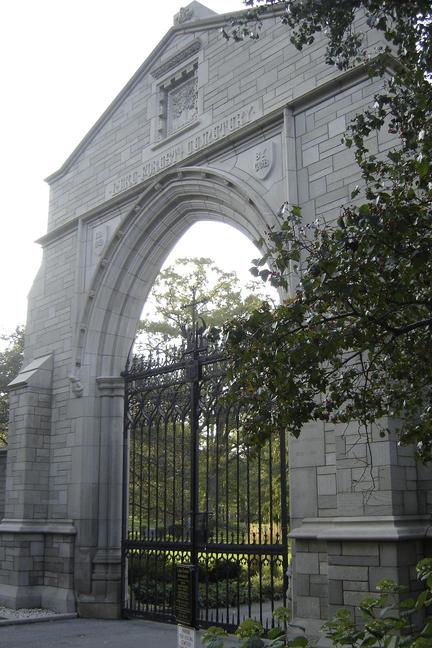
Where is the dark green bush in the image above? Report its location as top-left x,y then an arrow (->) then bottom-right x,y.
199,560 -> 243,583
128,553 -> 173,582
132,578 -> 174,606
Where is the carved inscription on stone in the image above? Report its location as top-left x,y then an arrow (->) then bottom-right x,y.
168,77 -> 198,134
105,100 -> 263,199
93,224 -> 110,257
84,216 -> 120,292
253,142 -> 274,179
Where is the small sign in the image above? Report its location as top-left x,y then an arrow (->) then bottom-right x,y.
178,625 -> 196,648
175,564 -> 197,628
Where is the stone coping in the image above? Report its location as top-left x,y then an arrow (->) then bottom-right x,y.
0,519 -> 76,535
290,515 -> 432,541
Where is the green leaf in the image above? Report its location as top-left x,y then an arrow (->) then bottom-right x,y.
358,203 -> 370,217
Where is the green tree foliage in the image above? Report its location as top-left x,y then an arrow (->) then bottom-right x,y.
222,1 -> 432,458
135,256 -> 269,352
0,326 -> 24,446
130,257 -> 283,531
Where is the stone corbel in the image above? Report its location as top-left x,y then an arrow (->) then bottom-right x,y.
69,375 -> 84,398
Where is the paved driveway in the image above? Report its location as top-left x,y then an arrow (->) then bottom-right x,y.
0,618 -> 183,648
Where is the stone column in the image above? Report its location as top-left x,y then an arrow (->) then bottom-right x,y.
289,422 -> 330,640
0,354 -> 76,611
77,376 -> 124,618
3,355 -> 52,521
324,421 -> 430,626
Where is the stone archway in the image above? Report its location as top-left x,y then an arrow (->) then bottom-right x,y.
0,2 -> 430,640
81,166 -> 275,380
69,166 -> 278,618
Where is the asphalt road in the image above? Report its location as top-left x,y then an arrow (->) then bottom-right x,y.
0,618 -> 184,648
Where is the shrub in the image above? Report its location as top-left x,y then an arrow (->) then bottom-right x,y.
202,559 -> 432,648
322,558 -> 432,648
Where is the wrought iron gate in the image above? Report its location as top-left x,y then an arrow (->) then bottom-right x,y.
121,313 -> 289,630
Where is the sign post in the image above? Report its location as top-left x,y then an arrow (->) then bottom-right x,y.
175,564 -> 198,648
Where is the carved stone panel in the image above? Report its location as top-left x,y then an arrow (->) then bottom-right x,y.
84,217 -> 120,291
167,76 -> 198,135
174,6 -> 194,25
93,224 -> 110,258
253,142 -> 274,180
157,62 -> 199,141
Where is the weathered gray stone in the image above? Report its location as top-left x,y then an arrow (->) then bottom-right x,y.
328,565 -> 368,581
296,552 -> 320,575
0,449 -> 6,520
295,595 -> 321,619
0,3 -> 429,638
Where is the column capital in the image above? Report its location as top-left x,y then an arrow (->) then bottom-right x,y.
96,376 -> 124,397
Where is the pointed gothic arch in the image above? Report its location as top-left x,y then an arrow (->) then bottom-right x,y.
80,166 -> 276,379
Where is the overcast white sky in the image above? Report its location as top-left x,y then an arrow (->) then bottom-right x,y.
0,0 -> 272,337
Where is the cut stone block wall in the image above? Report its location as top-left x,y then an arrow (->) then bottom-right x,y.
0,449 -> 6,520
291,533 -> 428,633
0,526 -> 75,612
0,355 -> 76,612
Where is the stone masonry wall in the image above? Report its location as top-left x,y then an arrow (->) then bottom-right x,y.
45,12 -> 380,231
0,449 -> 6,521
0,530 -> 75,611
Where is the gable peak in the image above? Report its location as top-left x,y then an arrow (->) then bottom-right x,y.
173,1 -> 217,26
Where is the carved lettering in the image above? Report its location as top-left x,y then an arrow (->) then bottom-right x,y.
105,101 -> 263,199
112,171 -> 140,196
93,224 -> 110,257
253,142 -> 274,180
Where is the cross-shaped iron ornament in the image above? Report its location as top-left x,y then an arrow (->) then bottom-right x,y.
180,287 -> 209,353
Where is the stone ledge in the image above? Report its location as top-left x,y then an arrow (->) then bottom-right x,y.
0,519 -> 76,535
290,516 -> 432,541
7,354 -> 53,391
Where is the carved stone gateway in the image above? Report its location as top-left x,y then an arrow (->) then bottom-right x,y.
0,1 -> 431,641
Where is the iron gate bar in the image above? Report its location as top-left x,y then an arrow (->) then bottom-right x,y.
121,306 -> 289,631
